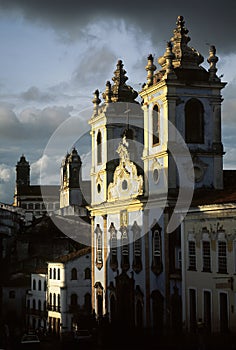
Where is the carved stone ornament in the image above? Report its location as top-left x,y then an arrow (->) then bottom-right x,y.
108,136 -> 143,201
151,158 -> 162,184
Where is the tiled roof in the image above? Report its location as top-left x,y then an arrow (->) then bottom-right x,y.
17,185 -> 59,196
34,267 -> 47,275
191,170 -> 236,207
49,246 -> 91,263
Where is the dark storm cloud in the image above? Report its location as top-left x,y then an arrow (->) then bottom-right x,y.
72,46 -> 116,89
20,86 -> 55,102
0,0 -> 235,54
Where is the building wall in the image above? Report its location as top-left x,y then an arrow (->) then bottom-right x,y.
25,273 -> 47,330
47,253 -> 91,335
182,205 -> 236,333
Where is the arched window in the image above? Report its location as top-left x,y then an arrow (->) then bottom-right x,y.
121,227 -> 129,271
57,268 -> 60,280
151,223 -> 163,275
57,294 -> 60,311
152,104 -> 160,145
71,268 -> 77,280
38,280 -> 41,291
132,221 -> 142,273
53,293 -> 56,311
84,267 -> 91,280
33,279 -> 36,290
97,130 -> 102,164
49,268 -> 52,279
95,224 -> 103,269
71,293 -> 78,306
84,293 -> 92,314
121,228 -> 129,256
109,222 -> 118,271
32,299 -> 36,310
188,240 -> 196,270
218,240 -> 227,273
153,230 -> 161,258
53,268 -> 56,279
185,98 -> 204,143
202,240 -> 211,272
38,300 -> 41,311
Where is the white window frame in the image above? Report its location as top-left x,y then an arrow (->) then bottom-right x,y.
217,240 -> 227,273
188,240 -> 196,270
202,240 -> 211,272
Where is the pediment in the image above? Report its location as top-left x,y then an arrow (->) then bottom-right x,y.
108,137 -> 143,201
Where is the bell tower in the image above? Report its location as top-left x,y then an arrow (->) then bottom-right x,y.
89,60 -> 143,207
16,154 -> 30,187
60,147 -> 83,208
140,15 -> 226,196
89,60 -> 144,316
14,154 -> 30,206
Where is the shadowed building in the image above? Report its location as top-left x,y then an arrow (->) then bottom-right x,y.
13,155 -> 60,221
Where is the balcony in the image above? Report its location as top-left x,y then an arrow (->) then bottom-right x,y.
47,304 -> 61,312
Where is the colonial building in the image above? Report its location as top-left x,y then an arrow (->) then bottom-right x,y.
47,247 -> 91,336
89,15 -> 226,334
13,155 -> 60,220
0,202 -> 23,323
181,171 -> 236,334
1,272 -> 30,332
25,270 -> 47,331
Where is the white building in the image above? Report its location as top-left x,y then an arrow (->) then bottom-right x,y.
25,271 -> 47,331
89,15 -> 226,334
181,186 -> 236,334
47,247 -> 91,336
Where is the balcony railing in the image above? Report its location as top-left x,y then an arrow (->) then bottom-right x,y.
47,304 -> 61,312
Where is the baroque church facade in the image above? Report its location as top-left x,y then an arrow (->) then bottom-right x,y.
11,16 -> 234,336
88,15 -> 226,332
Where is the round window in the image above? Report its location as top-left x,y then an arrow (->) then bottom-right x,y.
97,183 -> 101,193
122,180 -> 128,191
153,168 -> 159,183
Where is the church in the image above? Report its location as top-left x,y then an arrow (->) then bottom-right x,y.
12,15 -> 236,337
88,15 -> 230,334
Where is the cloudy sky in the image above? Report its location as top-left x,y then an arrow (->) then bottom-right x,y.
0,0 -> 236,204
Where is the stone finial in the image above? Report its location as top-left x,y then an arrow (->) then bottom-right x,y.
169,15 -> 203,68
92,89 -> 101,105
102,60 -> 138,103
92,89 -> 101,115
145,54 -> 156,87
112,60 -> 128,87
207,45 -> 219,81
105,81 -> 112,103
164,42 -> 176,77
